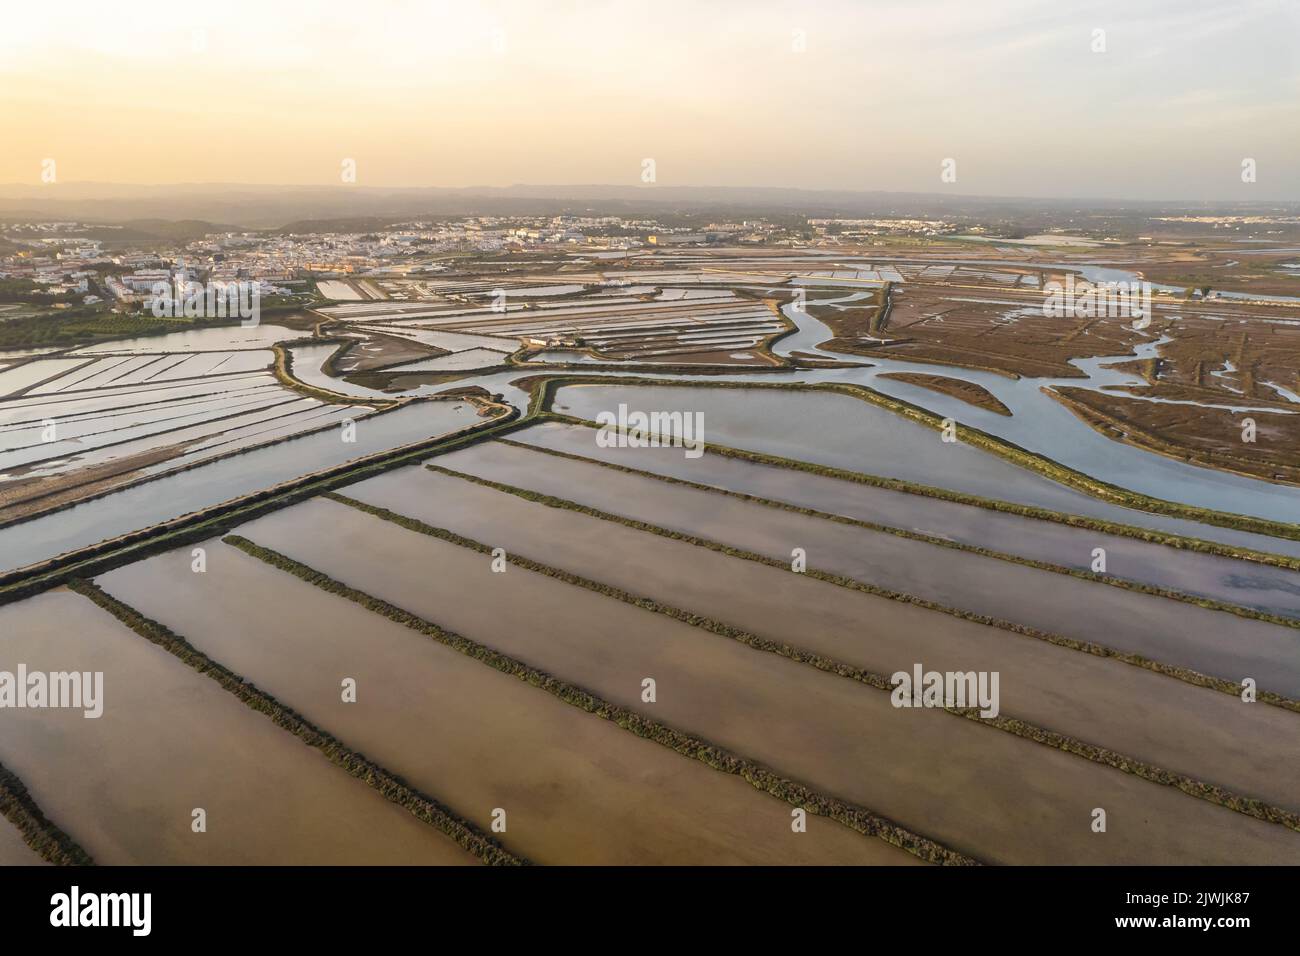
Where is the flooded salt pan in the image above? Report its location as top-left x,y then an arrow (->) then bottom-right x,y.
233,498 -> 1300,865
0,399 -> 489,573
0,589 -> 476,864
550,382 -> 1300,555
436,439 -> 1300,698
97,539 -> 913,866
342,464 -> 1300,813
70,324 -> 296,354
510,421 -> 1300,618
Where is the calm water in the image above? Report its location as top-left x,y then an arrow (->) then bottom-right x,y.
7,269 -> 1299,573
0,400 -> 485,573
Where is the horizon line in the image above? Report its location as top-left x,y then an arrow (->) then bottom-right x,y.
1,181 -> 1298,208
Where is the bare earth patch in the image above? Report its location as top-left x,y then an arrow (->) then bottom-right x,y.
880,372 -> 1012,415
1050,386 -> 1300,485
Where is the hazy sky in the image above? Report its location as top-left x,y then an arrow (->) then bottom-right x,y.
2,0 -> 1298,199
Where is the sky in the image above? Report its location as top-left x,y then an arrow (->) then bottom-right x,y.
2,0 -> 1298,200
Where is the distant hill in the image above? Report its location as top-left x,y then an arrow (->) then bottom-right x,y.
113,218 -> 243,240
272,216 -> 429,235
1,182 -> 1297,233
0,214 -> 241,243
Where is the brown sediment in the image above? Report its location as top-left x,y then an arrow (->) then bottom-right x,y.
1140,257 -> 1300,298
331,331 -> 448,373
1050,386 -> 1300,486
0,403 -> 387,528
879,372 -> 1012,415
823,283 -> 1145,378
0,444 -> 192,517
789,350 -> 872,366
423,443 -> 1300,711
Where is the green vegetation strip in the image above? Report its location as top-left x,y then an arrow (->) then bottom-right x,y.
67,579 -> 523,866
0,763 -> 93,866
331,490 -> 1300,833
222,531 -> 975,866
426,461 -> 1300,718
498,437 -> 1300,631
531,374 -> 1300,551
0,308 -> 241,351
272,339 -> 395,407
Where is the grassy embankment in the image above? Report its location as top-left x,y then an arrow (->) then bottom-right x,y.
878,372 -> 1012,415
271,338 -> 395,407
0,762 -> 93,865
